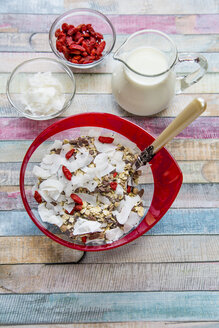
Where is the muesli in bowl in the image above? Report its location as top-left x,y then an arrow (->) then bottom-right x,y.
20,113 -> 182,252
32,133 -> 145,245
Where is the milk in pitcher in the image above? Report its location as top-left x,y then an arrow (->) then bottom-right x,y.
112,46 -> 176,115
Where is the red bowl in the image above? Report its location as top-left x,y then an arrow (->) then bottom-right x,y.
20,113 -> 183,251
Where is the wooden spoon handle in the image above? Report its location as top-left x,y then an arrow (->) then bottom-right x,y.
151,98 -> 207,154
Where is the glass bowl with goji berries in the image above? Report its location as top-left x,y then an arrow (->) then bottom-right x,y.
49,8 -> 116,68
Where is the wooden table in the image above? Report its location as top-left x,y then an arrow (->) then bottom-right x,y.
0,1 -> 219,326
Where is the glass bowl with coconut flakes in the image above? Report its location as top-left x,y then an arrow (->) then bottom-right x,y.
20,113 -> 182,251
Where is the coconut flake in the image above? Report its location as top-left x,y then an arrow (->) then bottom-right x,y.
38,203 -> 63,227
39,178 -> 64,200
123,211 -> 141,233
33,165 -> 51,179
76,193 -> 97,206
67,149 -> 93,172
106,227 -> 124,242
115,184 -> 124,196
110,151 -> 125,173
94,139 -> 117,153
63,203 -> 75,213
113,195 -> 141,224
98,195 -> 111,205
60,143 -> 72,157
48,140 -> 62,152
73,218 -> 102,235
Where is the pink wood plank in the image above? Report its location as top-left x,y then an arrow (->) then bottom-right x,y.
0,117 -> 218,140
1,14 -> 219,34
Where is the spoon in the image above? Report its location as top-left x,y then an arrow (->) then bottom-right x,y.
134,98 -> 207,170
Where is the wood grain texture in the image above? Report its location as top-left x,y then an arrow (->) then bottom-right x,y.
1,94 -> 219,118
0,117 -> 218,140
0,292 -> 218,324
1,14 -> 219,34
1,183 -> 218,210
1,208 -> 218,236
1,323 -> 219,328
0,51 -> 217,73
1,0 -> 219,14
0,139 -> 218,162
2,33 -> 219,53
0,235 -> 84,264
1,235 -> 219,264
1,262 -> 219,293
1,72 -> 219,94
0,161 -> 218,185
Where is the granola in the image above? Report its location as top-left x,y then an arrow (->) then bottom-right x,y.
32,135 -> 145,244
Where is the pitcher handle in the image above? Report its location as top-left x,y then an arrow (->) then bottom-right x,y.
175,53 -> 208,94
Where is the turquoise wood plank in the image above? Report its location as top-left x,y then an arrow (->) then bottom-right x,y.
0,1 -> 63,14
0,292 -> 219,324
1,209 -> 218,236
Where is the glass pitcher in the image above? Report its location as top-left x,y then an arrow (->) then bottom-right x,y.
112,29 -> 208,116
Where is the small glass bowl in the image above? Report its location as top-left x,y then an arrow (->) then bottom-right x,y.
6,57 -> 76,120
49,8 -> 116,69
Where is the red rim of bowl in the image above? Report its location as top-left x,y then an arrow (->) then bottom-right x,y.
20,113 -> 183,251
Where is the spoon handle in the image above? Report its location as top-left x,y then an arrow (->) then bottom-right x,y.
152,98 -> 207,154
134,98 -> 207,170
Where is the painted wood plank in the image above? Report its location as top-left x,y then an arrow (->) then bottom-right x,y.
2,33 -> 219,53
1,183 -> 218,211
0,51 -> 218,74
0,292 -> 219,324
0,235 -> 84,264
0,139 -> 218,163
1,0 -> 219,14
1,208 -> 218,237
1,235 -> 219,264
0,161 -> 218,185
1,323 -> 219,328
1,72 -> 219,94
1,14 -> 219,34
0,117 -> 218,141
82,235 -> 219,264
1,262 -> 219,293
1,94 -> 219,118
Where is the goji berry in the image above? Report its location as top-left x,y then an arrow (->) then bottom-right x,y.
110,182 -> 118,191
67,27 -> 78,36
34,191 -> 42,204
127,185 -> 132,193
69,44 -> 86,52
55,28 -> 61,37
74,204 -> 83,211
96,41 -> 106,55
73,55 -> 82,61
56,40 -> 63,52
65,208 -> 75,215
98,136 -> 114,143
62,23 -> 69,32
74,31 -> 82,41
113,172 -> 118,178
65,148 -> 75,160
96,32 -> 103,40
55,22 -> 106,65
62,165 -> 72,180
66,36 -> 73,47
70,193 -> 83,205
70,50 -> 81,55
76,37 -> 84,45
